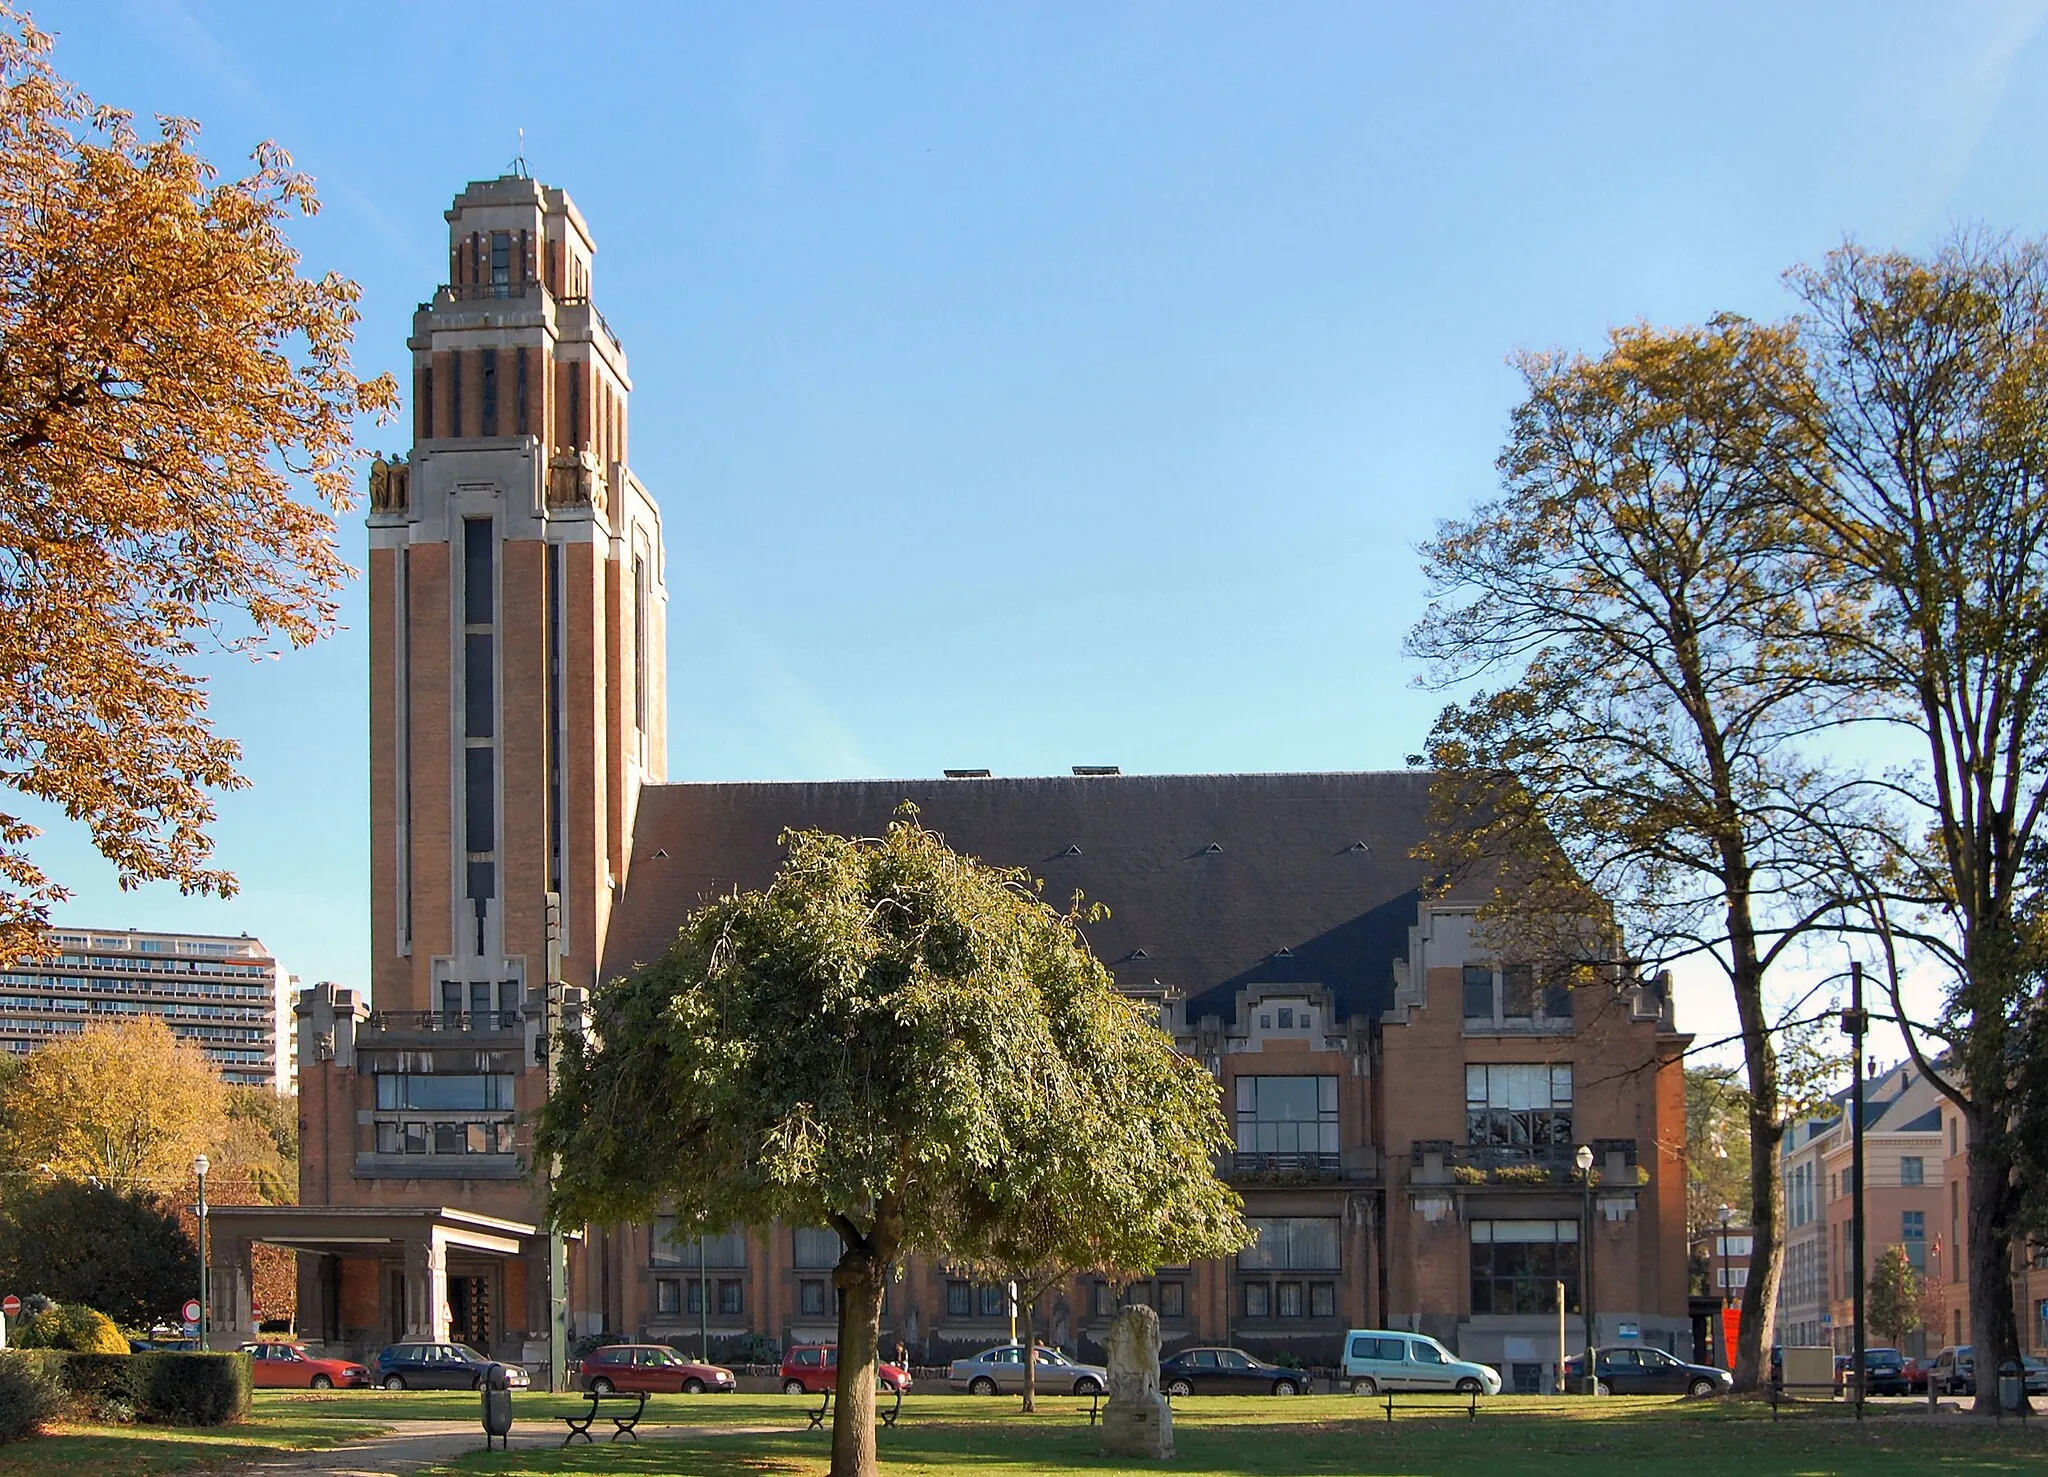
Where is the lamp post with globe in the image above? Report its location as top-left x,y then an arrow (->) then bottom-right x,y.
1576,1143 -> 1597,1393
193,1154 -> 210,1348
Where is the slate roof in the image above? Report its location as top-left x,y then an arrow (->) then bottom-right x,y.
602,770 -> 1481,1026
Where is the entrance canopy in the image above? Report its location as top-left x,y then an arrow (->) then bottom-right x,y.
203,1206 -> 539,1350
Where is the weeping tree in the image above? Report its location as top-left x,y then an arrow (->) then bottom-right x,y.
536,812 -> 1244,1477
1407,316 -> 1872,1390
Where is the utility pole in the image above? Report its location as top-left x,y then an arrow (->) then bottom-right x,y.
1845,961 -> 1868,1420
544,891 -> 569,1395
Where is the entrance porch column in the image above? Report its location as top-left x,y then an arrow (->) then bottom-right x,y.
402,1233 -> 450,1343
208,1236 -> 257,1349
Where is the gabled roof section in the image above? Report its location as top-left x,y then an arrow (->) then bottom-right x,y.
604,770 -> 1473,1026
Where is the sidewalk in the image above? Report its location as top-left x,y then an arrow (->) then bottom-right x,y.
228,1416 -> 801,1475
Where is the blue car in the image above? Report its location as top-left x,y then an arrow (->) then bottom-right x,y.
373,1340 -> 530,1391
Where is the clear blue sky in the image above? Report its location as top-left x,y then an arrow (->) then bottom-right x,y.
29,1 -> 2048,1043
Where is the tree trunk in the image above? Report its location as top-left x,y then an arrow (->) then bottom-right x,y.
829,1247 -> 887,1477
1021,1290 -> 1038,1413
1724,885 -> 1784,1394
1963,1104 -> 2021,1415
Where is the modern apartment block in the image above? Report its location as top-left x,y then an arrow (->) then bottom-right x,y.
210,174 -> 1692,1384
0,927 -> 290,1091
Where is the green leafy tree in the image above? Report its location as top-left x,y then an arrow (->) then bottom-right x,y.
1867,1244 -> 1922,1351
1407,316 -> 1863,1389
537,814 -> 1245,1477
0,1179 -> 197,1328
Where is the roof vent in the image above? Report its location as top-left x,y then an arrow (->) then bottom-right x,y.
1129,948 -> 1151,960
652,848 -> 668,859
1072,765 -> 1121,777
1061,844 -> 1083,857
1273,947 -> 1294,960
1202,841 -> 1224,854
944,768 -> 993,779
1346,840 -> 1371,853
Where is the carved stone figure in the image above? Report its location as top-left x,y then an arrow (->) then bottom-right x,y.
1099,1304 -> 1173,1459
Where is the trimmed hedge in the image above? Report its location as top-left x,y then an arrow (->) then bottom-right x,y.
16,1350 -> 250,1427
0,1353 -> 63,1444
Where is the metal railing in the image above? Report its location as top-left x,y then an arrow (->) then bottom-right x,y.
364,1010 -> 524,1034
436,280 -> 545,303
1229,1151 -> 1346,1180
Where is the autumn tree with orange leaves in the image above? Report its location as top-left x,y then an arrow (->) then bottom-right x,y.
0,6 -> 396,964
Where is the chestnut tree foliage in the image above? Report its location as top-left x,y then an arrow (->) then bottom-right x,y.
0,7 -> 396,963
537,816 -> 1245,1477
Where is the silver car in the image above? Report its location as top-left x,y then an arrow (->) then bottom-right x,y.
948,1344 -> 1107,1396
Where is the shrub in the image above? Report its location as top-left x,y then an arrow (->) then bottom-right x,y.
12,1351 -> 250,1427
0,1353 -> 62,1444
14,1305 -> 129,1354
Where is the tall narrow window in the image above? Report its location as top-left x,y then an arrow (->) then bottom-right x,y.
632,554 -> 648,735
490,231 -> 511,294
422,366 -> 435,440
464,519 -> 493,625
465,749 -> 494,854
481,348 -> 498,435
464,635 -> 494,738
569,374 -> 581,448
516,349 -> 529,436
450,353 -> 464,438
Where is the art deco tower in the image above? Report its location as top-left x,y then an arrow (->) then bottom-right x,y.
367,173 -> 666,1019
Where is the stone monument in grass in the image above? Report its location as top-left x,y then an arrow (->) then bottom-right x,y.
1100,1303 -> 1173,1459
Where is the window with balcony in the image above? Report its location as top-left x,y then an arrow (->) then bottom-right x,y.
1470,1219 -> 1580,1314
1465,1063 -> 1572,1159
1238,1216 -> 1341,1271
1234,1076 -> 1338,1170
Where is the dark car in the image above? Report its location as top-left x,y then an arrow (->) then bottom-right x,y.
1860,1346 -> 1907,1396
1158,1347 -> 1310,1396
372,1340 -> 530,1391
1563,1345 -> 1732,1397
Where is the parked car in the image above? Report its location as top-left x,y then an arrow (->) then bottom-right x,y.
1562,1345 -> 1731,1398
1859,1347 -> 1909,1396
948,1344 -> 1106,1396
1900,1354 -> 1931,1394
1341,1329 -> 1501,1396
2023,1355 -> 2048,1396
1158,1347 -> 1309,1396
1929,1344 -> 1975,1396
372,1341 -> 530,1391
580,1344 -> 735,1394
779,1343 -> 912,1395
239,1341 -> 371,1390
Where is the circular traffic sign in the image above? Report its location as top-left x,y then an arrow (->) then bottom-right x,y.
182,1299 -> 202,1323
2,1295 -> 19,1317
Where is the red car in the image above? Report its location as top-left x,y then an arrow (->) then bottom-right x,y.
779,1343 -> 911,1395
241,1341 -> 371,1389
580,1344 -> 736,1394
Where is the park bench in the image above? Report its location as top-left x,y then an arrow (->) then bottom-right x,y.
805,1382 -> 905,1431
560,1387 -> 648,1445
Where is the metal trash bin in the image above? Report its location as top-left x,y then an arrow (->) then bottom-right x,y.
1997,1358 -> 2024,1415
482,1362 -> 515,1450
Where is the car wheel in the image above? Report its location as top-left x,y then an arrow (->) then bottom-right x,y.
1273,1379 -> 1300,1397
310,1374 -> 333,1390
1688,1378 -> 1717,1398
1351,1377 -> 1377,1396
1595,1380 -> 1611,1396
683,1377 -> 705,1394
1073,1377 -> 1102,1396
1455,1377 -> 1482,1396
783,1379 -> 806,1395
969,1377 -> 998,1396
382,1375 -> 406,1391
1166,1378 -> 1193,1397
590,1377 -> 615,1395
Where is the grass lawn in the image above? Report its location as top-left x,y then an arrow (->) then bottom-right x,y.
372,1391 -> 2048,1477
0,1404 -> 387,1477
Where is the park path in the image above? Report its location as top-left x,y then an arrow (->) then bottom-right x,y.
225,1417 -> 799,1476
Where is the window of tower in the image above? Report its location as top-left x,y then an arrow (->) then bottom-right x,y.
490,232 -> 511,295
481,348 -> 498,436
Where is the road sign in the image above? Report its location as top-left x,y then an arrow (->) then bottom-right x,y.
182,1299 -> 202,1324
1,1296 -> 18,1317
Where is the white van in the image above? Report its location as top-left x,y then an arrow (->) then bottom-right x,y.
1341,1329 -> 1502,1396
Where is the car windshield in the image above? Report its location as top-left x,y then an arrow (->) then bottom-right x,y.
453,1345 -> 486,1363
1036,1348 -> 1068,1365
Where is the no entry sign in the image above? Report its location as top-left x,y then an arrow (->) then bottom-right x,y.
182,1299 -> 202,1324
1,1296 -> 18,1317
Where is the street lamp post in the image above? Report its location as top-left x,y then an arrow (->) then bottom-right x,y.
193,1155 -> 210,1349
1576,1143 -> 1597,1394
